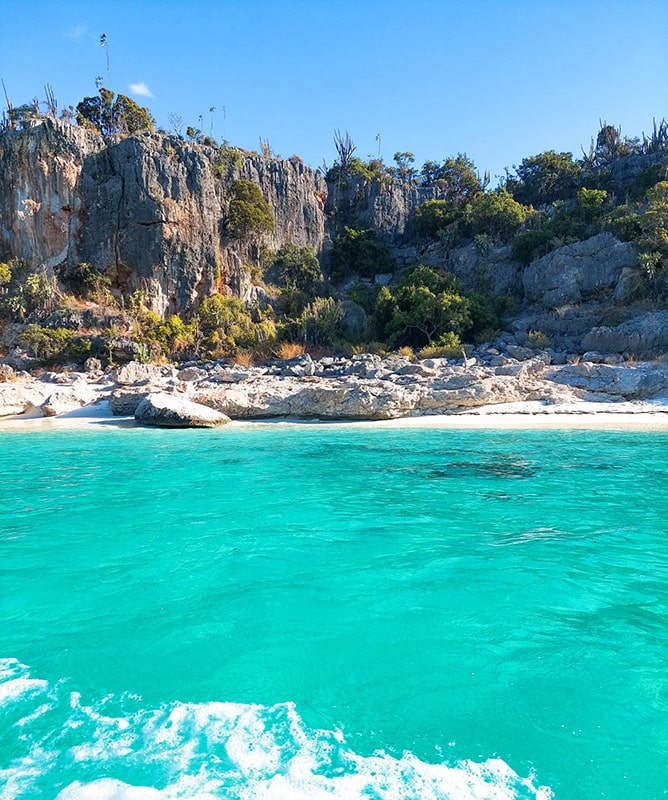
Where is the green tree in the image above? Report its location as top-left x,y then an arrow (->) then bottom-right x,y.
466,190 -> 531,242
273,244 -> 322,294
375,266 -> 471,347
506,150 -> 582,206
113,94 -> 156,133
421,154 -> 484,206
227,180 -> 275,239
393,151 -> 417,182
329,227 -> 395,283
414,199 -> 463,240
76,88 -> 154,135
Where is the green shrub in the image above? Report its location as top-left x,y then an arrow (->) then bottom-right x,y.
638,181 -> 668,257
465,291 -> 513,342
18,325 -> 92,364
299,297 -> 344,347
329,227 -> 395,284
135,311 -> 197,356
63,262 -> 112,302
414,200 -> 464,241
606,207 -> 643,242
576,188 -> 607,222
227,180 -> 274,239
197,293 -> 275,356
417,332 -> 463,359
527,330 -> 552,349
466,191 -> 532,242
213,144 -> 244,176
273,243 -> 322,294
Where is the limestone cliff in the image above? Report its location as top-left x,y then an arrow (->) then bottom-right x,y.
0,119 -> 657,359
325,173 -> 438,244
0,119 -> 328,314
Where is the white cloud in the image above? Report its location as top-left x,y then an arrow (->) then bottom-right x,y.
129,82 -> 154,98
65,25 -> 86,40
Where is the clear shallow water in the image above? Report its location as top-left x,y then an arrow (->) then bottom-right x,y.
0,424 -> 666,799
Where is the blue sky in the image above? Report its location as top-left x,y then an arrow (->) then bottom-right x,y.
2,0 -> 667,182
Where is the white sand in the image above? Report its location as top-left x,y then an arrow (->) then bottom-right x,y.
0,400 -> 135,431
3,399 -> 667,432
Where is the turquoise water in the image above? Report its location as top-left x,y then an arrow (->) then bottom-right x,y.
1,424 -> 667,799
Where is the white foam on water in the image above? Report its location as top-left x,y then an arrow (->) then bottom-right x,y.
1,658 -> 553,800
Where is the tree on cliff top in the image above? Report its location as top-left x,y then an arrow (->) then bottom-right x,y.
76,87 -> 155,136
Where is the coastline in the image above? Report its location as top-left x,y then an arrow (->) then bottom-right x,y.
2,398 -> 668,432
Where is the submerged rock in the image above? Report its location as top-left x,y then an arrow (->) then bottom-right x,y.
134,393 -> 231,428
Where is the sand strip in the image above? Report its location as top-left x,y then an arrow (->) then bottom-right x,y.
1,399 -> 668,432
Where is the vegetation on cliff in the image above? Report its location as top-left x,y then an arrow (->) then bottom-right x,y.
0,85 -> 666,369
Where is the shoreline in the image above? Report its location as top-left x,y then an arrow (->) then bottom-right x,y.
2,398 -> 668,432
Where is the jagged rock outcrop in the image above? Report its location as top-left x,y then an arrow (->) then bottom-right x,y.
0,119 -> 327,315
325,174 -> 438,245
522,233 -> 638,309
546,360 -> 668,400
0,121 -> 103,269
581,311 -> 668,357
607,151 -> 668,192
415,240 -> 523,298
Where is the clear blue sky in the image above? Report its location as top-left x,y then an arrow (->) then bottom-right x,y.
2,0 -> 667,182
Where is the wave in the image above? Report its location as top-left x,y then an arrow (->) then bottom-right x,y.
0,658 -> 553,800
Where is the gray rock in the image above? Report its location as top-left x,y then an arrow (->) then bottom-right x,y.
340,300 -> 367,338
547,362 -> 668,399
523,233 -> 637,308
135,393 -> 231,427
84,357 -> 102,373
0,119 -> 327,317
505,345 -> 534,361
109,389 -> 151,415
113,361 -> 174,386
41,392 -> 87,417
581,312 -> 668,357
177,366 -> 207,382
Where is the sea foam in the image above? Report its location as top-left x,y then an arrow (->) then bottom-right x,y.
1,658 -> 552,800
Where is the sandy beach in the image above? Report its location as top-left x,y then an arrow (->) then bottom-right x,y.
2,399 -> 668,432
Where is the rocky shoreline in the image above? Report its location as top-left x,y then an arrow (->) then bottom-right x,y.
2,345 -> 668,428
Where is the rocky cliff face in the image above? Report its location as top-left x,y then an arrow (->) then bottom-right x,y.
0,119 -> 328,314
0,119 -> 655,359
0,121 -> 103,269
325,173 -> 438,245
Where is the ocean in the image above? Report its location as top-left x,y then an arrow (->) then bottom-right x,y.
1,424 -> 666,799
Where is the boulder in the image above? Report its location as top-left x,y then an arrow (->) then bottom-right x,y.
0,384 -> 47,416
109,388 -> 151,415
177,366 -> 207,382
134,393 -> 231,428
84,357 -> 102,373
339,300 -> 367,338
112,361 -> 174,386
41,391 -> 87,417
